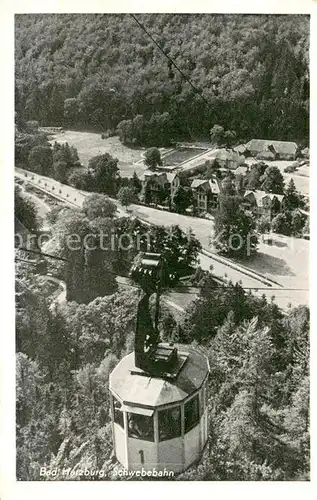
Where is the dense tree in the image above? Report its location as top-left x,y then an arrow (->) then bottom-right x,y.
270,209 -> 307,236
51,142 -> 81,182
214,195 -> 258,258
15,131 -> 50,166
144,147 -> 162,169
223,130 -> 237,148
82,194 -> 117,220
117,119 -> 134,145
64,97 -> 80,126
221,176 -> 236,196
131,171 -> 142,194
15,273 -> 50,357
271,212 -> 292,235
15,14 -> 309,142
61,290 -> 137,366
256,215 -> 271,234
260,166 -> 285,194
52,141 -> 80,169
177,295 -> 309,481
15,186 -> 40,233
14,12 -> 310,481
117,186 -> 136,209
52,160 -> 68,183
15,251 -> 310,481
88,153 -> 120,196
284,178 -> 305,211
143,180 -> 153,205
171,185 -> 193,213
49,208 -> 118,303
28,145 -> 53,176
210,125 -> 225,146
68,170 -> 92,190
243,163 -> 268,190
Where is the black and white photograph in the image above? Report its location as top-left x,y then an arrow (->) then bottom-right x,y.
1,0 -> 314,493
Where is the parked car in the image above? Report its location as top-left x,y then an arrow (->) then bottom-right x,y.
284,165 -> 297,173
284,161 -> 300,173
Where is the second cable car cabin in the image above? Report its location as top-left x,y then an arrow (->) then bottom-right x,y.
109,253 -> 210,473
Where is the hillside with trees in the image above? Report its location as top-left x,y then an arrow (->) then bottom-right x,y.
16,258 -> 310,480
15,14 -> 309,144
14,13 -> 310,482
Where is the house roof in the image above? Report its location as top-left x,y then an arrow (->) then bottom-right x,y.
190,178 -> 221,194
140,170 -> 167,181
166,172 -> 178,183
244,190 -> 284,207
191,179 -> 208,189
109,344 -> 210,408
256,151 -> 275,160
209,148 -> 245,163
245,139 -> 298,156
234,165 -> 249,176
233,144 -> 247,154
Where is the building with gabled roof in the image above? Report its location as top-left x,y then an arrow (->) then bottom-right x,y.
243,190 -> 285,219
166,172 -> 180,198
139,170 -> 181,205
244,139 -> 298,160
190,177 -> 221,212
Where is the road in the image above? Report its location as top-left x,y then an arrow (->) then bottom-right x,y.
15,170 -> 197,313
15,167 -> 309,309
17,181 -> 51,222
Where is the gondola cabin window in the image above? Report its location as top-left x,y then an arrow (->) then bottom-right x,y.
184,394 -> 200,433
113,397 -> 124,428
127,412 -> 154,442
158,406 -> 181,441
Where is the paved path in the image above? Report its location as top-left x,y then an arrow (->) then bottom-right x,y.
17,181 -> 51,221
15,168 -> 308,309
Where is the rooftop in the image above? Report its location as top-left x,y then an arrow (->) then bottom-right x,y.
245,139 -> 298,156
244,190 -> 284,205
191,179 -> 208,189
109,343 -> 210,408
191,178 -> 221,194
166,172 -> 178,183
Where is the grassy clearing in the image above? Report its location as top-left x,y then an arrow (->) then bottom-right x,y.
50,130 -> 147,178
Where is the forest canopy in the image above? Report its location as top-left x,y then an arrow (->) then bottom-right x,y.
15,14 -> 309,143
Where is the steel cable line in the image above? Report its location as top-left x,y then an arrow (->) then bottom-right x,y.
130,14 -> 210,108
130,14 -> 285,167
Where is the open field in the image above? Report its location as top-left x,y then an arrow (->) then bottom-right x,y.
50,130 -> 148,178
237,233 -> 309,307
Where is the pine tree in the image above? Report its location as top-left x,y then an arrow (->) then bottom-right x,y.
284,178 -> 304,210
214,194 -> 258,258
